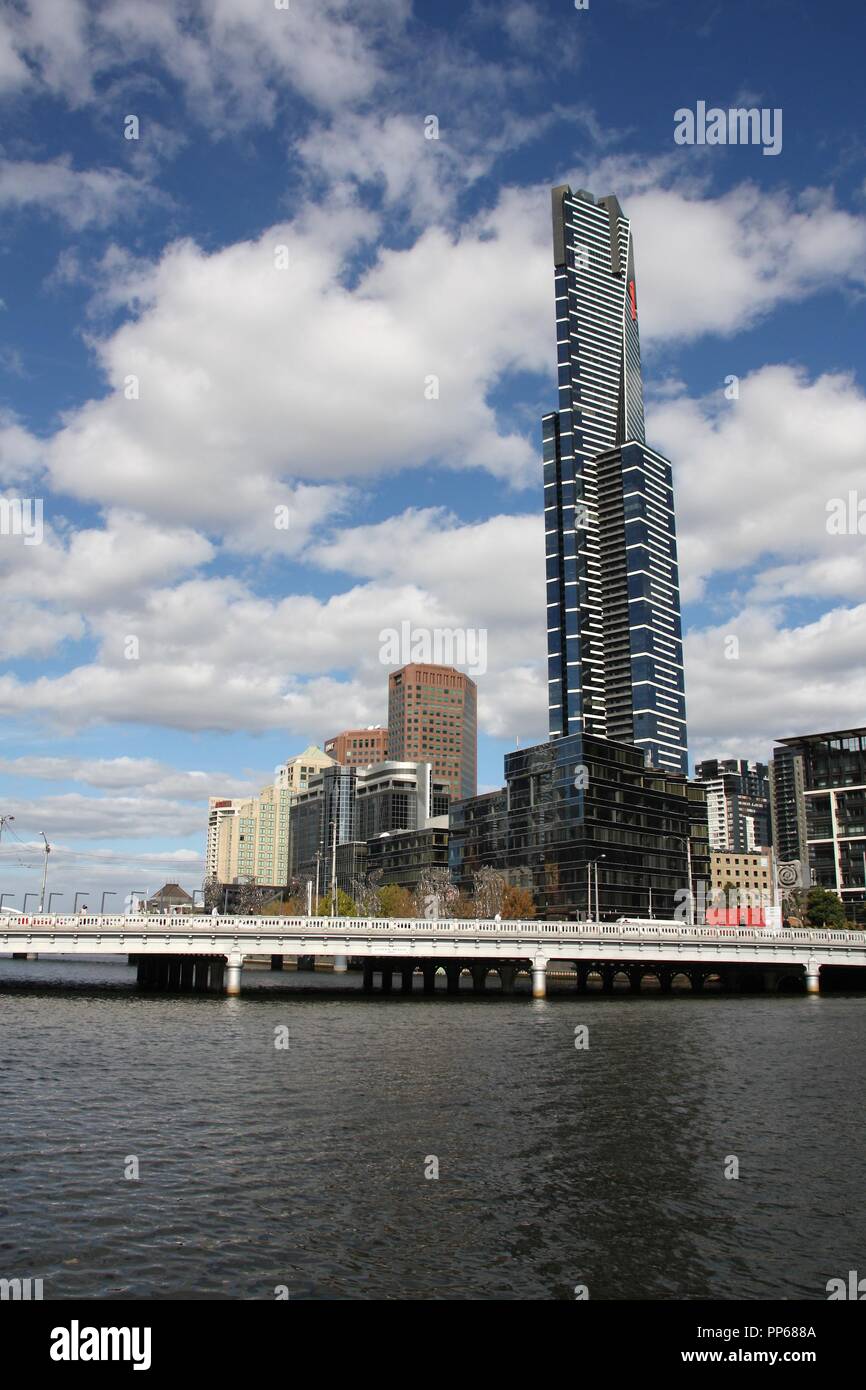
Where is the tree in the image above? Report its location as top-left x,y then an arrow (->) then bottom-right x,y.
472,866 -> 505,918
353,868 -> 384,917
203,875 -> 222,912
501,884 -> 536,919
317,889 -> 357,917
805,886 -> 848,929
378,884 -> 416,918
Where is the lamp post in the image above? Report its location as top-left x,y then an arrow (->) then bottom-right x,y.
0,893 -> 15,912
100,891 -> 117,916
47,891 -> 63,912
37,832 -> 50,912
73,892 -> 90,914
587,855 -> 606,922
670,833 -> 694,926
129,889 -> 147,916
23,892 -> 38,912
330,818 -> 337,918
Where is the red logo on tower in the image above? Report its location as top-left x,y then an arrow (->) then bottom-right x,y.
628,280 -> 637,321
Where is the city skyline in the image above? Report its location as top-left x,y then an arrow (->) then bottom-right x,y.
1,1 -> 865,905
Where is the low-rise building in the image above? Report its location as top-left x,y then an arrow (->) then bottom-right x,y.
324,726 -> 388,767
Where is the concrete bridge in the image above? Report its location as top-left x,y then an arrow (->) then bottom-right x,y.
2,914 -> 866,998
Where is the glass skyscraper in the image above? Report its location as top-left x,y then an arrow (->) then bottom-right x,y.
543,186 -> 688,774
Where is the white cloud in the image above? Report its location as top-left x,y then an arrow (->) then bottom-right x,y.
0,156 -> 155,229
685,603 -> 866,763
0,754 -> 265,801
650,365 -> 866,602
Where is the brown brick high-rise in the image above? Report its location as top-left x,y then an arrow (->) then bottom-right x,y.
388,664 -> 477,802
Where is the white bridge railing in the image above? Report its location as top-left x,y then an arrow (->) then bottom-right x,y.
2,913 -> 864,951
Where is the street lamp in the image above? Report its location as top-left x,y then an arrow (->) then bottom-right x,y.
47,892 -> 63,913
73,891 -> 90,914
0,893 -> 15,912
670,834 -> 694,926
37,831 -> 50,912
587,855 -> 606,922
129,890 -> 148,915
100,891 -> 117,916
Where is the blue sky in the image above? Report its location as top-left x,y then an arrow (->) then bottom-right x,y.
0,0 -> 864,906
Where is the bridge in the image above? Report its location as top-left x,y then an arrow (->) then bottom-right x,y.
2,914 -> 866,997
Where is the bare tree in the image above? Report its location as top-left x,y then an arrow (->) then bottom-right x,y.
472,866 -> 505,919
414,866 -> 459,920
353,867 -> 384,917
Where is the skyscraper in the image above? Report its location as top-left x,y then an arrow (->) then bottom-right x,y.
543,186 -> 688,774
388,663 -> 477,801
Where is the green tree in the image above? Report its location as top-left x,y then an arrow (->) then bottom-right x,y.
378,884 -> 416,918
316,889 -> 357,917
805,886 -> 848,929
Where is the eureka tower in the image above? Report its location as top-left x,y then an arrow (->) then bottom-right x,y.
543,186 -> 688,774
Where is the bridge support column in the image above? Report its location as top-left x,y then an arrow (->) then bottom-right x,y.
270,955 -> 284,971
363,962 -> 374,992
225,953 -> 243,996
602,967 -> 615,995
805,958 -> 820,996
445,963 -> 460,995
179,959 -> 194,992
401,964 -> 414,994
333,954 -> 348,973
499,964 -> 516,995
380,965 -> 393,994
531,958 -> 547,999
422,964 -> 436,994
628,967 -> 642,994
472,963 -> 487,995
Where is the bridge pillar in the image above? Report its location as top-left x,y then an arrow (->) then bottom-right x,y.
531,957 -> 547,999
472,963 -> 487,995
225,953 -> 243,996
401,964 -> 414,994
381,965 -> 393,994
422,964 -> 436,994
270,955 -> 284,971
445,963 -> 460,995
333,954 -> 348,973
363,962 -> 374,992
658,968 -> 672,994
602,967 -> 615,995
805,958 -> 820,996
628,966 -> 642,994
499,964 -> 516,995
690,971 -> 705,994
179,959 -> 194,992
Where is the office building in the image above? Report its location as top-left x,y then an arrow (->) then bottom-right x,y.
291,759 -> 450,898
206,745 -> 334,890
388,663 -> 477,801
324,726 -> 388,768
773,727 -> 866,924
543,186 -> 687,773
695,758 -> 771,851
449,732 -> 709,921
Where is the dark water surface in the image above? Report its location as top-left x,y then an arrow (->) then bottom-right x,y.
1,956 -> 864,1300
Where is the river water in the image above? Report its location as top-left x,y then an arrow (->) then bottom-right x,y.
1,955 -> 863,1301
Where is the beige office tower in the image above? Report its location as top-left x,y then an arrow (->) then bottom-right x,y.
207,745 -> 334,887
388,664 -> 477,802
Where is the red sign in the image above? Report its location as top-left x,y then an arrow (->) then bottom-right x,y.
628,280 -> 637,321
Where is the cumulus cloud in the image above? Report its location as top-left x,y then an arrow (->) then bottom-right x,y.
651,365 -> 866,602
0,157 -> 156,229
685,604 -> 866,763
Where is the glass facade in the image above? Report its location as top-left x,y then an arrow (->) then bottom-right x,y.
544,186 -> 688,773
775,729 -> 866,924
449,732 -> 709,921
